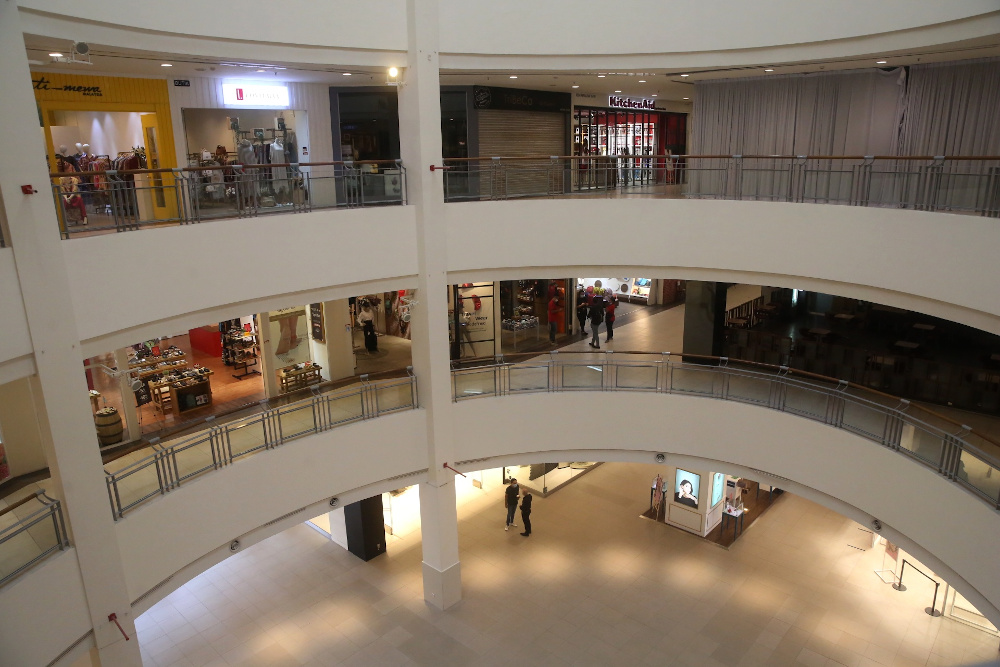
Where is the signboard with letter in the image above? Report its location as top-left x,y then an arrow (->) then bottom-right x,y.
310,303 -> 325,342
472,85 -> 570,113
222,84 -> 290,107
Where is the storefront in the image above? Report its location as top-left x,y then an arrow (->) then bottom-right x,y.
573,95 -> 687,189
498,279 -> 572,353
34,72 -> 178,229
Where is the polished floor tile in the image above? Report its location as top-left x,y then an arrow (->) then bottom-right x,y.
137,462 -> 1000,666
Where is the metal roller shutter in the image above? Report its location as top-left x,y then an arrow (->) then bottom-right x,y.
478,110 -> 566,197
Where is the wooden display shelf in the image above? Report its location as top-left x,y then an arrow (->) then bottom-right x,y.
277,364 -> 323,393
128,351 -> 186,370
149,370 -> 214,414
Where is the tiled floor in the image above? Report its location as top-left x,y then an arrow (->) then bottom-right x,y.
136,461 -> 1000,667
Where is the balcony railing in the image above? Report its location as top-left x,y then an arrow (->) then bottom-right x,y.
50,160 -> 406,238
0,490 -> 70,587
440,155 -> 1000,216
451,352 -> 1000,511
105,370 -> 417,519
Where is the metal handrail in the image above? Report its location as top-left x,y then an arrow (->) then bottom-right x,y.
104,369 -> 418,520
451,352 -> 1000,511
0,490 -> 70,587
439,154 -> 1000,216
50,160 -> 407,237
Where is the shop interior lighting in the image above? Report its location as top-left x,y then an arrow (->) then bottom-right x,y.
597,74 -> 606,78
639,80 -> 646,83
161,63 -> 172,67
683,97 -> 690,100
876,60 -> 887,64
256,69 -> 266,72
680,74 -> 690,77
651,94 -> 658,97
509,75 -> 517,79
342,72 -> 352,76
48,52 -> 63,57
764,68 -> 774,72
572,85 -> 580,88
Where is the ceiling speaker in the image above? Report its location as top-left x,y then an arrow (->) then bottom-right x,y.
73,42 -> 90,56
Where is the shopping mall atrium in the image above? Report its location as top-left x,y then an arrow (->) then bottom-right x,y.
1,1 -> 1000,665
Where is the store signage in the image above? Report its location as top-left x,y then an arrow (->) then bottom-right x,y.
173,79 -> 191,87
222,84 -> 290,107
608,96 -> 655,110
31,75 -> 102,97
473,85 -> 570,113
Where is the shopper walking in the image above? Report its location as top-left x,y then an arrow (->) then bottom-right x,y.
504,478 -> 520,530
589,299 -> 605,349
576,292 -> 589,337
519,489 -> 533,537
605,297 -> 617,342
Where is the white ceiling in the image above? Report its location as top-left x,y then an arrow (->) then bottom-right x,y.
24,32 -> 1000,105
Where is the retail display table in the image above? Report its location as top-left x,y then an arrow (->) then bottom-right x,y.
722,506 -> 746,540
149,369 -> 214,414
278,363 -> 323,393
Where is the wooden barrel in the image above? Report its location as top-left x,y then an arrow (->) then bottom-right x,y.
94,408 -> 123,446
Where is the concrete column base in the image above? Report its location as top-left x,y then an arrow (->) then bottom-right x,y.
422,560 -> 462,610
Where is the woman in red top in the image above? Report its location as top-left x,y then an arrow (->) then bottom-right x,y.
605,298 -> 617,342
548,295 -> 561,343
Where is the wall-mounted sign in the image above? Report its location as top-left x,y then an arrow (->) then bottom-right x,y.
310,303 -> 325,343
32,75 -> 102,97
173,80 -> 191,87
608,95 -> 655,110
222,84 -> 290,107
473,85 -> 571,113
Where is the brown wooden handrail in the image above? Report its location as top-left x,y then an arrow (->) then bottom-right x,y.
453,351 -> 1000,451
440,154 -> 1000,163
48,159 -> 402,179
0,491 -> 45,518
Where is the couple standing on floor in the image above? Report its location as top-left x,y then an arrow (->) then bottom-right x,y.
504,477 -> 532,537
576,290 -> 617,349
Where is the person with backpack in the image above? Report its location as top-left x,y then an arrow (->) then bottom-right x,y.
589,299 -> 605,349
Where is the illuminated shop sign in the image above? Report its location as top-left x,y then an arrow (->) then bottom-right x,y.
222,84 -> 290,107
608,96 -> 655,110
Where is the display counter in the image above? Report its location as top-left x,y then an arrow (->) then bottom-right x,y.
277,363 -> 323,393
149,368 -> 214,414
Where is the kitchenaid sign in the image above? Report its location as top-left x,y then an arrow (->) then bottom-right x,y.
222,84 -> 290,107
608,96 -> 655,110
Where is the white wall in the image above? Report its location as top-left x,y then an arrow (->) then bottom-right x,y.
452,392 -> 1000,627
0,550 -> 92,667
114,410 -> 427,601
0,247 -> 35,382
17,0 -> 407,52
437,1 -> 999,56
445,199 -> 1000,335
0,375 -> 49,480
50,111 -> 145,159
61,207 -> 419,351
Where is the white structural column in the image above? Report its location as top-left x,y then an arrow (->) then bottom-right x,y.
398,0 -> 462,609
322,299 -> 356,380
256,312 -> 280,398
113,348 -> 141,442
0,3 -> 141,665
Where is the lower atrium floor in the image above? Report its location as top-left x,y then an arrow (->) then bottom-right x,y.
134,462 -> 999,667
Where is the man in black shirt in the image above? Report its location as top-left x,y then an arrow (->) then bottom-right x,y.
505,478 -> 519,530
520,490 -> 533,537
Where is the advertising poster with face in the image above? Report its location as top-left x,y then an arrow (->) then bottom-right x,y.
674,469 -> 700,509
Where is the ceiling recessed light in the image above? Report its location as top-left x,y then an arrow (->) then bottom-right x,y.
48,52 -> 63,57
572,85 -> 579,88
614,90 -> 622,93
161,63 -> 173,67
683,97 -> 689,100
509,75 -> 517,79
257,69 -> 266,72
680,74 -> 689,78
343,72 -> 352,76
764,68 -> 774,72
651,94 -> 658,97
876,60 -> 887,64
639,80 -> 646,83
597,74 -> 606,78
